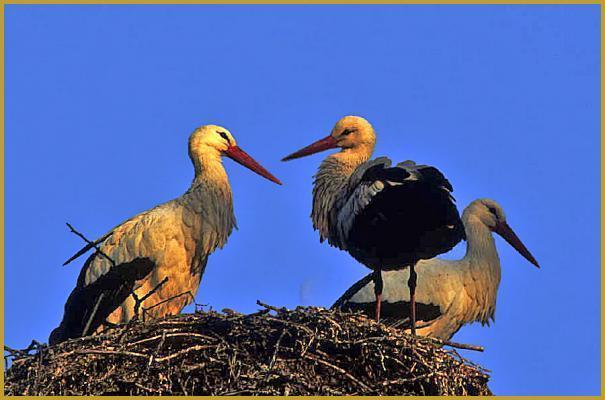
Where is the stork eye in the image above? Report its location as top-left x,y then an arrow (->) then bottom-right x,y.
487,206 -> 498,218
341,128 -> 355,136
217,131 -> 231,144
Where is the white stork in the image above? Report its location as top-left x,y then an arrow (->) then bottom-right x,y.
332,198 -> 540,340
49,125 -> 281,344
282,116 -> 465,334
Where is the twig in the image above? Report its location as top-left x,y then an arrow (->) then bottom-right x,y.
82,292 -> 106,337
415,336 -> 484,352
154,345 -> 215,363
132,277 -> 169,319
64,223 -> 115,267
268,329 -> 287,372
256,300 -> 287,314
388,317 -> 432,330
262,316 -> 315,336
134,382 -> 160,393
302,352 -> 371,392
142,290 -> 196,320
4,340 -> 45,358
126,332 -> 218,348
71,349 -> 150,359
156,330 -> 167,353
381,371 -> 435,386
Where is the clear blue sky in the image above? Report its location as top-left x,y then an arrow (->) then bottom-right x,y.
5,5 -> 600,395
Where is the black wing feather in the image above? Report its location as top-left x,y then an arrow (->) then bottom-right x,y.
345,157 -> 465,269
49,257 -> 155,345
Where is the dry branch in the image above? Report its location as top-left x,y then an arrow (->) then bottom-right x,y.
132,276 -> 170,320
63,223 -> 114,267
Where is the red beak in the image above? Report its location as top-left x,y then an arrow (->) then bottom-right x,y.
281,135 -> 338,161
494,222 -> 540,268
224,146 -> 282,185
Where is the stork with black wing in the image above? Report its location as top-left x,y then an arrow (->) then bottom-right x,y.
282,116 -> 465,334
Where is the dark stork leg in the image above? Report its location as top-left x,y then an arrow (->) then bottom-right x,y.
408,262 -> 418,336
373,267 -> 384,322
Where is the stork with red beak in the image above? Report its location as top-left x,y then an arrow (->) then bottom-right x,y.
282,116 -> 465,335
50,125 -> 281,344
333,199 -> 540,340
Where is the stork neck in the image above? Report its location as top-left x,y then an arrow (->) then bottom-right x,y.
186,151 -> 236,249
459,217 -> 502,324
190,151 -> 227,185
339,142 -> 374,163
464,218 -> 499,263
318,148 -> 374,182
188,154 -> 232,210
311,149 -> 372,240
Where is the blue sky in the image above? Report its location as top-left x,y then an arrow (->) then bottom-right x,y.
5,5 -> 600,395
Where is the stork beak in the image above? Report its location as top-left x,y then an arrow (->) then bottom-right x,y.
224,146 -> 282,185
281,135 -> 338,161
493,222 -> 540,268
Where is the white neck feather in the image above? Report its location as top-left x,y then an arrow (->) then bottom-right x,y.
464,218 -> 499,264
312,147 -> 373,240
184,151 -> 236,249
461,217 -> 502,323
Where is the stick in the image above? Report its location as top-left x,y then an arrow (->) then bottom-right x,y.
268,329 -> 287,372
64,223 -> 114,267
256,300 -> 287,314
82,292 -> 106,337
415,336 -> 484,352
303,352 -> 371,392
4,340 -> 45,357
132,277 -> 169,319
154,345 -> 215,363
72,349 -> 149,359
141,290 -> 196,320
126,332 -> 217,348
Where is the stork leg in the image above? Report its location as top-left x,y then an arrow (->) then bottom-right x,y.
408,262 -> 417,336
373,267 -> 383,322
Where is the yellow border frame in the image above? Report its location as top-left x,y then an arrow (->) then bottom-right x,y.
1,0 -> 601,4
0,1 -> 601,398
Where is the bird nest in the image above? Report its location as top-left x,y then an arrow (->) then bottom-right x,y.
5,303 -> 491,396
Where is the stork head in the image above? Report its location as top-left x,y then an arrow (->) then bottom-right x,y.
281,116 -> 376,161
189,125 -> 281,185
464,199 -> 540,268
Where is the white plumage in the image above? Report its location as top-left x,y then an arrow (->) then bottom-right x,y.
333,198 -> 539,340
283,116 -> 465,332
50,125 -> 280,344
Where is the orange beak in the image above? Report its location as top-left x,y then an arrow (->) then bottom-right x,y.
493,221 -> 540,268
224,145 -> 282,185
281,135 -> 338,161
